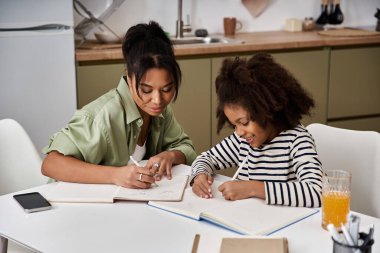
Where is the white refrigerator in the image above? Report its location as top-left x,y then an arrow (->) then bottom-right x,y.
0,0 -> 77,154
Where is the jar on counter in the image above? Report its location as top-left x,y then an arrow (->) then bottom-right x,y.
303,17 -> 316,31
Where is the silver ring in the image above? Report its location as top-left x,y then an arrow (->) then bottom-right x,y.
139,173 -> 143,181
153,162 -> 160,168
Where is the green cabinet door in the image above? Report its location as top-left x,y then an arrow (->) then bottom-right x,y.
327,46 -> 380,132
273,49 -> 329,126
173,58 -> 212,154
328,46 -> 380,119
76,61 -> 124,108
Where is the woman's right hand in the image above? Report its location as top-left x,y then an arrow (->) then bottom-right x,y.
192,173 -> 214,199
112,164 -> 156,189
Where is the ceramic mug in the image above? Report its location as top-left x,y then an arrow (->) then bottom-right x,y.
223,17 -> 243,36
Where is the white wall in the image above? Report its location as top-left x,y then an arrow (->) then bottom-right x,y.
75,0 -> 380,39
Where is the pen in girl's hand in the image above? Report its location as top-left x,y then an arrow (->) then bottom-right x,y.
231,156 -> 249,181
129,156 -> 158,187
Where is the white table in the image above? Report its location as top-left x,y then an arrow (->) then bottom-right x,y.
1,183 -> 379,253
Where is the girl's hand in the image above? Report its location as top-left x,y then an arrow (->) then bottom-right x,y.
192,173 -> 214,199
112,164 -> 156,189
218,180 -> 265,201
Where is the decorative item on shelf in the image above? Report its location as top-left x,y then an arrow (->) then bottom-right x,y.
375,8 -> 380,32
241,0 -> 269,18
316,0 -> 344,26
316,0 -> 329,25
303,17 -> 316,31
284,18 -> 303,32
328,0 -> 344,25
223,17 -> 243,36
195,29 -> 208,37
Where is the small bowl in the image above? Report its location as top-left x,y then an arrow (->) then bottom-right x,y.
94,32 -> 121,44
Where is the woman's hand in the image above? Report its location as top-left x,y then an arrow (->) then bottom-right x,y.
145,151 -> 185,180
112,164 -> 156,189
192,173 -> 214,199
218,180 -> 265,201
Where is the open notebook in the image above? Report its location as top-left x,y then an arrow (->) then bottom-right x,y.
45,175 -> 189,203
149,179 -> 318,235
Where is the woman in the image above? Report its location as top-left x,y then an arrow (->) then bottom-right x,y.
42,21 -> 196,189
191,53 -> 322,207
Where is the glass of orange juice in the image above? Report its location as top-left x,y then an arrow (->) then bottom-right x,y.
321,170 -> 351,230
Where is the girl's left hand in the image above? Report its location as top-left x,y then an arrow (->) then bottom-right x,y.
218,180 -> 265,201
145,151 -> 175,181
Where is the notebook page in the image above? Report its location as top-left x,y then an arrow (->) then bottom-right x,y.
148,179 -> 228,220
202,197 -> 317,235
45,182 -> 117,203
114,175 -> 188,201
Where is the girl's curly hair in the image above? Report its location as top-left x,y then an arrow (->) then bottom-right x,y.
215,53 -> 314,133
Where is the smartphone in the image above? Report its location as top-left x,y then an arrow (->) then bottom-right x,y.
13,192 -> 52,213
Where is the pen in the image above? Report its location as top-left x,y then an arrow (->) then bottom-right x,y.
348,214 -> 360,246
129,156 -> 158,187
368,224 -> 374,240
129,156 -> 141,167
231,156 -> 248,181
341,223 -> 355,246
342,222 -> 362,253
327,224 -> 342,243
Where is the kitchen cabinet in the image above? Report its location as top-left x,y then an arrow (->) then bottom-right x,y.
76,61 -> 124,108
328,117 -> 380,132
76,58 -> 212,154
327,46 -> 380,132
173,58 -> 211,154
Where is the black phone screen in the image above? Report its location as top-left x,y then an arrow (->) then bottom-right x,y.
13,192 -> 51,212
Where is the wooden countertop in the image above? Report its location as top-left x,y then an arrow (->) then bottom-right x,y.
75,30 -> 380,62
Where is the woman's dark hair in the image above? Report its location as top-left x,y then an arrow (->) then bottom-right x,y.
122,21 -> 181,101
215,53 -> 314,133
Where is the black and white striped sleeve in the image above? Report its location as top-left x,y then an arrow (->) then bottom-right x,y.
264,130 -> 323,207
190,133 -> 241,185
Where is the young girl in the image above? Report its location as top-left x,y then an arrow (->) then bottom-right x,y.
42,21 -> 196,189
191,53 -> 322,207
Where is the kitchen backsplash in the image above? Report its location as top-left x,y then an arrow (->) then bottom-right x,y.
74,0 -> 380,39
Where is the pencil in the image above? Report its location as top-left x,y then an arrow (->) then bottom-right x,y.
231,156 -> 249,181
129,156 -> 141,167
129,156 -> 158,187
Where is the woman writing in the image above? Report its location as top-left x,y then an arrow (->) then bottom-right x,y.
42,21 -> 196,189
191,53 -> 322,207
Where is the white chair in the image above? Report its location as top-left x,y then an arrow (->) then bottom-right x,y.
306,123 -> 380,218
0,118 -> 48,195
0,118 -> 48,253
